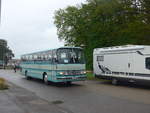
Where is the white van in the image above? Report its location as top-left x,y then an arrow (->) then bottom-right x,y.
93,45 -> 150,85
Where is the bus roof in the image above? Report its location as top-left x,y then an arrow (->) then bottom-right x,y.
21,46 -> 82,56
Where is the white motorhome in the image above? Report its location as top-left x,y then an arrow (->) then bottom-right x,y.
93,45 -> 150,85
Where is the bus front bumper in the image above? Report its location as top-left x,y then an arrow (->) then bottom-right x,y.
56,76 -> 86,81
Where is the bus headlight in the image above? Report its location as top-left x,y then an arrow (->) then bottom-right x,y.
81,71 -> 86,74
59,72 -> 65,75
58,71 -> 69,75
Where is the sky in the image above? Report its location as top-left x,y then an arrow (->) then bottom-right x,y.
0,0 -> 86,58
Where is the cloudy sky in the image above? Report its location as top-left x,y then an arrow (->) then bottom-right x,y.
0,0 -> 86,58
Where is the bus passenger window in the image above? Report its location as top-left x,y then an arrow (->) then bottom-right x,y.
34,55 -> 38,60
28,56 -> 30,60
146,58 -> 150,69
37,56 -> 41,60
45,55 -> 48,60
32,55 -> 34,60
43,55 -> 46,60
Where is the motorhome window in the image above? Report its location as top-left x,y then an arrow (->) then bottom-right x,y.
97,56 -> 104,61
146,58 -> 150,69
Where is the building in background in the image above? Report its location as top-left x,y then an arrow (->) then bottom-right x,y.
8,59 -> 21,66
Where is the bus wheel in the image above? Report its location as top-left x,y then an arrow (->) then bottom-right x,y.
25,71 -> 30,80
66,81 -> 72,86
43,74 -> 49,85
112,78 -> 118,85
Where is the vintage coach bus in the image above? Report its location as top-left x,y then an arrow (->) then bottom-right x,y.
20,47 -> 86,85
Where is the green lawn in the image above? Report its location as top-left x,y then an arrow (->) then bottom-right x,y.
86,72 -> 110,82
86,72 -> 96,80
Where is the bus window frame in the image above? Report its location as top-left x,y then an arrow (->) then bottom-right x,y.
56,48 -> 85,64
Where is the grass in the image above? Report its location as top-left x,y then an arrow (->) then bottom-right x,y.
0,78 -> 9,90
86,71 -> 111,82
86,72 -> 101,81
86,72 -> 96,80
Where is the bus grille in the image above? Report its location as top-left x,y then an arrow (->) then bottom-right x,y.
66,70 -> 81,75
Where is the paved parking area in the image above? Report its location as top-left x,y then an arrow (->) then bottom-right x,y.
0,82 -> 71,113
0,70 -> 150,113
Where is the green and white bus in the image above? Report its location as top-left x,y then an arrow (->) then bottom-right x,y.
20,47 -> 86,84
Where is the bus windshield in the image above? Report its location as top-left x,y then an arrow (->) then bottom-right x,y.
57,48 -> 85,64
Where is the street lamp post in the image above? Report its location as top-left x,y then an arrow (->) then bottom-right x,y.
0,0 -> 1,24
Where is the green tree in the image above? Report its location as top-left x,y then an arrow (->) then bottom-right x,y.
54,0 -> 150,70
0,39 -> 14,66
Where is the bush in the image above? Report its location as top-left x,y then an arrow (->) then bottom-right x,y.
0,78 -> 9,90
86,71 -> 96,80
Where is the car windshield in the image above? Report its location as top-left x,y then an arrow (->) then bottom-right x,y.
57,48 -> 85,64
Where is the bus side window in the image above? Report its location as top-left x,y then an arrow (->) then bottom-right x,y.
34,55 -> 38,61
23,56 -> 26,61
41,55 -> 43,60
52,50 -> 58,63
48,54 -> 52,63
52,56 -> 58,63
32,55 -> 34,60
45,55 -> 48,60
42,54 -> 45,61
38,55 -> 41,60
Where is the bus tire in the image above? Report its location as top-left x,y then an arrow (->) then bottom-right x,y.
66,81 -> 72,86
43,74 -> 49,85
25,71 -> 30,80
112,78 -> 118,85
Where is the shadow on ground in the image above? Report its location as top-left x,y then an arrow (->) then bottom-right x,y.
98,80 -> 150,90
22,77 -> 84,88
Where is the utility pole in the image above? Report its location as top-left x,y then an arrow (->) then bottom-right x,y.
0,0 -> 1,25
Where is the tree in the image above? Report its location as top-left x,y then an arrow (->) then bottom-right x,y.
54,0 -> 150,70
0,39 -> 14,66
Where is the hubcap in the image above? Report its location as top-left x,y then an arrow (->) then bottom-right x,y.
44,75 -> 48,82
112,79 -> 117,85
